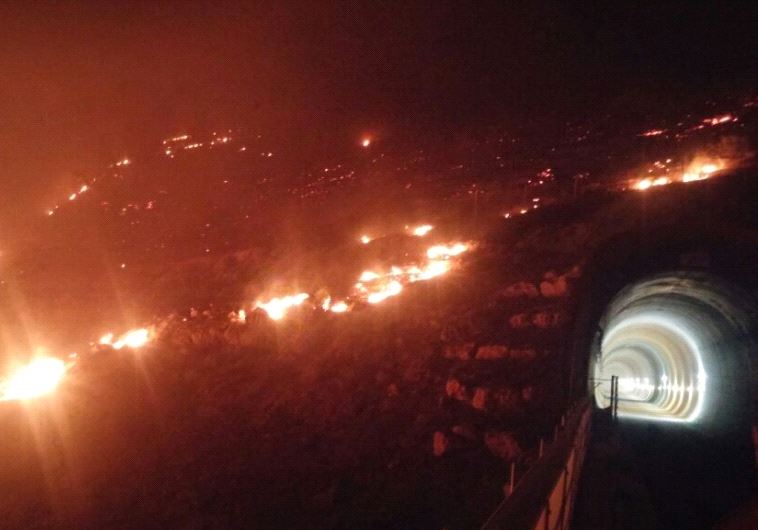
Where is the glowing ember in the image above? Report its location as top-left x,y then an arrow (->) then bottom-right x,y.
631,157 -> 727,191
321,297 -> 332,311
253,238 -> 473,319
681,173 -> 704,183
330,301 -> 349,313
410,224 -> 433,237
0,357 -> 67,401
99,328 -> 151,350
635,178 -> 653,190
426,243 -> 469,260
702,114 -> 736,126
652,176 -> 670,187
361,137 -> 371,147
367,280 -> 403,304
164,134 -> 190,143
360,235 -> 372,244
411,259 -> 451,281
700,163 -> 718,174
359,270 -> 381,282
255,293 -> 309,320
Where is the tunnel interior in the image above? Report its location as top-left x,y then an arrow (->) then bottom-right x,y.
590,272 -> 756,433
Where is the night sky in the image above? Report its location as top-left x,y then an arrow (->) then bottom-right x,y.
1,1 -> 757,227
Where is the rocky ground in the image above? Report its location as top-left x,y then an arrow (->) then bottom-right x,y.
0,201 -> 594,529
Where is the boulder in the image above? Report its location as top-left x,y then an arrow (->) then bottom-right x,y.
443,342 -> 475,360
532,311 -> 565,328
451,424 -> 478,441
509,313 -> 531,328
433,431 -> 449,457
509,348 -> 537,361
471,388 -> 488,410
475,345 -> 509,360
493,388 -> 522,411
484,431 -> 522,461
500,281 -> 539,298
540,274 -> 568,297
445,378 -> 467,400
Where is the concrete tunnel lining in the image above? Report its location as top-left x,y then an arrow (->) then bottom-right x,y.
591,273 -> 755,431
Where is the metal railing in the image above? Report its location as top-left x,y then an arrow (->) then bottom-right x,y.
481,399 -> 592,530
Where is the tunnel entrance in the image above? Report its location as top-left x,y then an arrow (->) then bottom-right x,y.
590,272 -> 755,433
580,272 -> 758,526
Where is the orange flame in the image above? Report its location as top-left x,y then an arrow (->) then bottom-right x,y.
255,293 -> 310,320
410,224 -> 433,237
0,357 -> 67,401
632,156 -> 728,191
99,328 -> 151,350
366,280 -> 403,304
330,301 -> 349,313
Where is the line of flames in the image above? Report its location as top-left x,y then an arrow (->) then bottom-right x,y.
251,240 -> 474,321
0,227 -> 473,401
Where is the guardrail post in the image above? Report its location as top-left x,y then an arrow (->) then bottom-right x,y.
610,375 -> 619,423
508,461 -> 516,496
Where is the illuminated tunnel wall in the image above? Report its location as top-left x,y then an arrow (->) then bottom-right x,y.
591,273 -> 756,431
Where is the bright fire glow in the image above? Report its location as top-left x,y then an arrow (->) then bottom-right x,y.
635,179 -> 653,190
255,293 -> 310,320
0,357 -> 67,401
426,243 -> 468,260
410,224 -> 434,237
359,270 -> 381,282
702,114 -> 736,126
361,138 -> 371,147
248,239 -> 473,320
413,259 -> 451,281
366,280 -> 403,304
99,328 -> 151,350
631,157 -> 728,191
360,235 -> 372,244
350,241 -> 470,305
652,176 -> 670,187
330,301 -> 349,313
321,297 -> 332,311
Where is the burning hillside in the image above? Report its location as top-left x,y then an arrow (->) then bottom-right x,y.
0,87 -> 757,528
